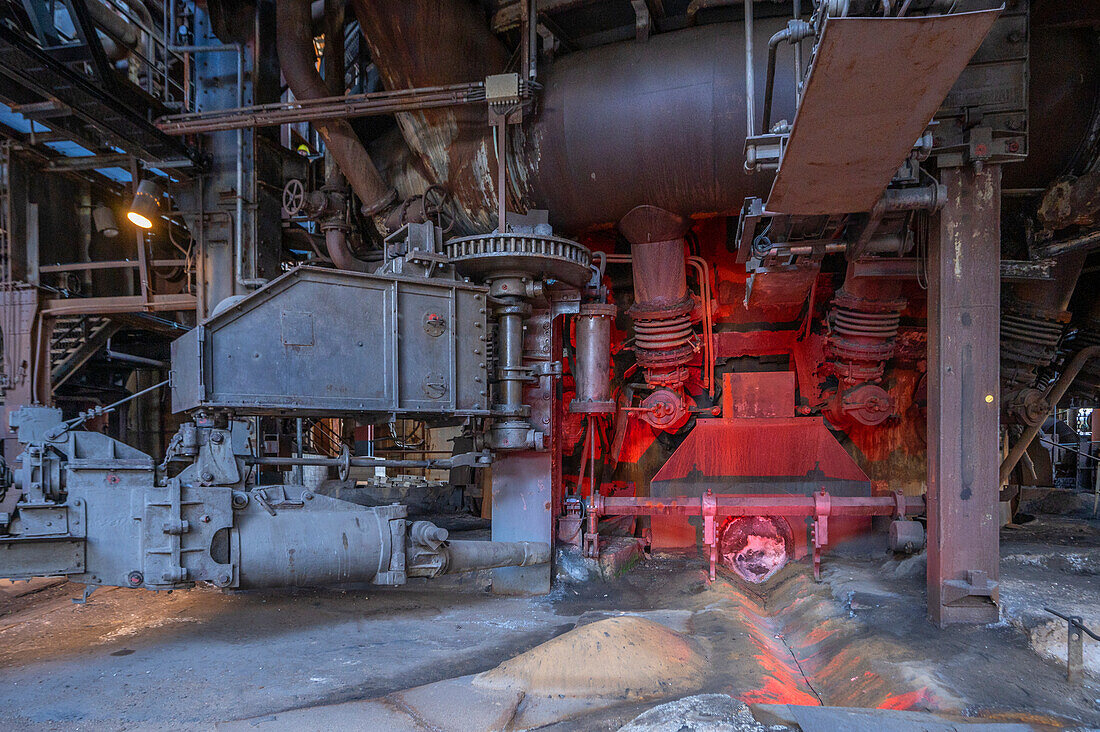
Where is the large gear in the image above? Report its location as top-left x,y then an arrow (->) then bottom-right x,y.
444,231 -> 592,287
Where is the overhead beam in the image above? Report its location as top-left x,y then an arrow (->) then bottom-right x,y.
41,294 -> 197,316
43,154 -> 193,172
0,23 -> 201,167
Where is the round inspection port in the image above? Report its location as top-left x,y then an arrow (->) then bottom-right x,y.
717,515 -> 794,584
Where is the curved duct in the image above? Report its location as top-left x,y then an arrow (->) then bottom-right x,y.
276,0 -> 396,267
352,0 -> 511,233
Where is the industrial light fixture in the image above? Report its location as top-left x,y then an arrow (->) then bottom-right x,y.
92,205 -> 119,238
127,179 -> 164,229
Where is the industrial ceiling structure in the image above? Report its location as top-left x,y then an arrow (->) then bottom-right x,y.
0,0 -> 1098,725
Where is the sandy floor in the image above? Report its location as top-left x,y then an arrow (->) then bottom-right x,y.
0,513 -> 1097,731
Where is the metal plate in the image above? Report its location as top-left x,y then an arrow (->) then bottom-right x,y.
170,267 -> 490,417
766,9 -> 1001,215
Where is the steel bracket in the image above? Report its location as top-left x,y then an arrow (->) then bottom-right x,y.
940,569 -> 998,606
1045,607 -> 1099,683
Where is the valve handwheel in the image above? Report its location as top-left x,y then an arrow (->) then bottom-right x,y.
282,178 -> 306,217
422,185 -> 455,234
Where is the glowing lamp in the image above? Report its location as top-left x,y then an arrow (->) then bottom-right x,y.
127,179 -> 163,229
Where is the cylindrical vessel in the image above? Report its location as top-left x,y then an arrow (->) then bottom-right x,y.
235,501 -> 399,588
571,303 -> 616,414
444,540 -> 550,574
496,309 -> 525,413
525,21 -> 794,231
352,0 -> 796,233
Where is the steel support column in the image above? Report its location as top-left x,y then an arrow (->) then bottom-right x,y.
926,164 -> 1002,626
492,309 -> 560,594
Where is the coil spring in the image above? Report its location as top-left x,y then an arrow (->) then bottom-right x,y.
633,312 -> 695,367
1000,310 -> 1066,367
828,307 -> 902,364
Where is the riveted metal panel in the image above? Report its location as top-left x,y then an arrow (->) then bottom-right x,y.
171,267 -> 489,418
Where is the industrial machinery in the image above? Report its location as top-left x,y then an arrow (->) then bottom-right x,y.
0,0 -> 1096,627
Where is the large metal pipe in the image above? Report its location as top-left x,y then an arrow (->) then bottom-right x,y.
351,0 -> 797,234
276,0 -> 395,218
619,206 -> 695,377
352,0 -> 511,233
570,303 -> 616,414
443,540 -> 550,574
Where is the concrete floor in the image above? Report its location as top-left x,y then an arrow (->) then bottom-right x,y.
0,508 -> 1098,731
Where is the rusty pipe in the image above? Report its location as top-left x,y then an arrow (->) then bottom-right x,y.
276,0 -> 395,217
324,227 -> 372,272
605,251 -> 714,395
1000,345 -> 1100,485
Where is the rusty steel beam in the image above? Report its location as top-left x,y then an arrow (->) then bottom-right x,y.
492,0 -> 594,32
926,164 -> 1002,627
1032,228 -> 1100,260
41,293 -> 196,316
156,82 -> 485,135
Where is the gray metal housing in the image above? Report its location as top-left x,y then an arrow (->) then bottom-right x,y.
171,266 -> 490,417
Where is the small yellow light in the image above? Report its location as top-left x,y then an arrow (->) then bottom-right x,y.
127,211 -> 153,229
984,394 -> 994,403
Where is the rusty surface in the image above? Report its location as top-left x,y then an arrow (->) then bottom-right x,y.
277,0 -> 394,215
352,0 -> 511,233
1039,170 -> 1100,230
926,165 -> 1002,626
352,8 -> 798,233
767,9 -> 1000,215
649,417 -> 871,495
722,372 -> 795,419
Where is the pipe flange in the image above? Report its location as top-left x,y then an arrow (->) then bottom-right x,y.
569,398 -> 616,414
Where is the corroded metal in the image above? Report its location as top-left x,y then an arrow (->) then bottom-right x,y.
766,10 -> 1000,215
445,232 -> 592,287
